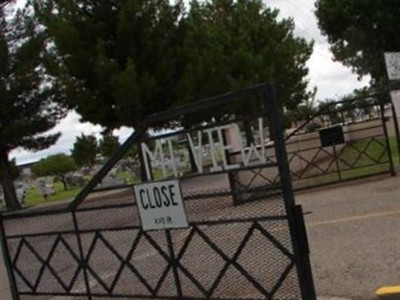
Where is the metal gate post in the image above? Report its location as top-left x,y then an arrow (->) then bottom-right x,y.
262,84 -> 316,300
389,95 -> 400,165
294,205 -> 317,299
227,171 -> 239,206
0,215 -> 20,300
379,97 -> 396,176
332,144 -> 342,180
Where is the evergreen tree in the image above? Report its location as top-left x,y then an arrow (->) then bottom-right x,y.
33,0 -> 184,129
71,133 -> 98,167
33,0 -> 313,131
0,3 -> 67,210
179,0 -> 313,110
315,0 -> 400,86
99,133 -> 120,160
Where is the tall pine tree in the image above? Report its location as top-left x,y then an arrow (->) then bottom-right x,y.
33,0 -> 313,131
0,3 -> 67,210
71,133 -> 98,167
33,0 -> 184,130
99,133 -> 120,160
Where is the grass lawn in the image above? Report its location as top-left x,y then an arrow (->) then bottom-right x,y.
301,136 -> 400,187
2,136 -> 397,210
117,170 -> 139,184
389,136 -> 400,167
339,136 -> 399,168
25,181 -> 81,206
116,169 -> 166,184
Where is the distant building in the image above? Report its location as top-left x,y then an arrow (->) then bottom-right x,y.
17,160 -> 38,178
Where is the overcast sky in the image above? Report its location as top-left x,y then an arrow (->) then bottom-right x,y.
11,0 -> 370,165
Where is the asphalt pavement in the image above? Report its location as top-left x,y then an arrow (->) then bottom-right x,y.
296,175 -> 400,300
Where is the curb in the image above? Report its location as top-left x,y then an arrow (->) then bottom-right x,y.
317,297 -> 351,300
376,286 -> 400,299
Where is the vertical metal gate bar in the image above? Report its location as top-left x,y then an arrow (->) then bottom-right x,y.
294,205 -> 317,299
389,97 -> 400,165
72,211 -> 92,300
227,171 -> 239,206
165,229 -> 183,298
262,84 -> 316,300
262,84 -> 295,208
379,98 -> 396,176
332,144 -> 342,180
0,216 -> 19,300
223,131 -> 240,206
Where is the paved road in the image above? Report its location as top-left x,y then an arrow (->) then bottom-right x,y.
296,175 -> 400,300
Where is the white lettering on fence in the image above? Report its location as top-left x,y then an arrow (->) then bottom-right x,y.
141,117 -> 269,178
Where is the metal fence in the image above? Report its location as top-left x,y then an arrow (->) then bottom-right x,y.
282,94 -> 398,190
225,94 -> 398,192
0,83 -> 315,299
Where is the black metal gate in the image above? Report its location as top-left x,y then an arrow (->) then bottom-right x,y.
0,84 -> 315,299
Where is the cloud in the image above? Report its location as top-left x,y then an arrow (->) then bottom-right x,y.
269,0 -> 370,100
114,127 -> 134,144
11,112 -> 136,165
11,112 -> 103,164
307,43 -> 369,100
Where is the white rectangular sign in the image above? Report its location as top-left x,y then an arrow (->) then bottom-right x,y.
384,52 -> 400,80
134,179 -> 188,231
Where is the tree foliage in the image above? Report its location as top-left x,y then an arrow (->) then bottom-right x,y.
0,3 -> 67,210
33,0 -> 313,130
182,0 -> 313,109
315,0 -> 400,85
32,154 -> 77,190
99,133 -> 120,159
33,0 -> 184,129
71,133 -> 98,167
32,154 -> 77,177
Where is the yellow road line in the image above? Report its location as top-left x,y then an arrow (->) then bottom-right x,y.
376,285 -> 400,297
308,210 -> 400,227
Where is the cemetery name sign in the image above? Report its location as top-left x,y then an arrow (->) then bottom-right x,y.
141,118 -> 268,179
